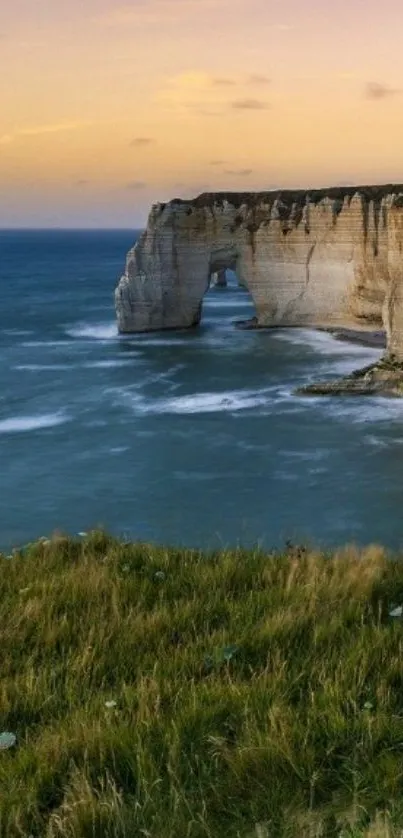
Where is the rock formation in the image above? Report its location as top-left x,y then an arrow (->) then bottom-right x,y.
115,185 -> 403,363
211,268 -> 227,287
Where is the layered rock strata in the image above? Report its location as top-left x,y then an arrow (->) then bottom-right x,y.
115,185 -> 403,363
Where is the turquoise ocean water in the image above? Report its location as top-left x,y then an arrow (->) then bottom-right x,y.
1,229 -> 402,552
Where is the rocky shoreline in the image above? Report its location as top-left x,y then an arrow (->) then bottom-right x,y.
234,320 -> 387,348
320,327 -> 386,349
234,320 -> 403,396
297,354 -> 403,397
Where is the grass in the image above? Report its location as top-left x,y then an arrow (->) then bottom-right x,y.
1,533 -> 403,836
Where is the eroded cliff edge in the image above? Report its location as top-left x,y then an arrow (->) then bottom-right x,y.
115,185 -> 403,365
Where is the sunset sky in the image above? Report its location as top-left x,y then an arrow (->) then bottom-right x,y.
1,0 -> 403,227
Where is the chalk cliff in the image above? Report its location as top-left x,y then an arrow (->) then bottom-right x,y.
115,185 -> 403,360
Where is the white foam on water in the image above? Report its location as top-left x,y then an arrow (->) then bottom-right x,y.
22,340 -> 73,348
365,435 -> 388,448
282,448 -> 330,461
0,412 -> 69,433
83,359 -> 141,369
109,446 -> 130,454
273,328 -> 382,361
15,364 -> 73,372
317,396 -> 403,425
122,387 -> 273,416
130,337 -> 188,347
203,298 -> 254,309
66,322 -> 118,340
327,357 -> 378,376
274,470 -> 299,482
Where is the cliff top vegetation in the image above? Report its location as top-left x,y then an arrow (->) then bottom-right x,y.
1,532 -> 403,837
169,183 -> 403,212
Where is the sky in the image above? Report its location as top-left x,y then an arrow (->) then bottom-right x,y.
1,0 -> 403,227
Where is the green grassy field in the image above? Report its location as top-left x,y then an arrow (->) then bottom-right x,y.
1,532 -> 403,837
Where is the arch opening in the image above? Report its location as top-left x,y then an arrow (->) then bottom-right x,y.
200,252 -> 257,330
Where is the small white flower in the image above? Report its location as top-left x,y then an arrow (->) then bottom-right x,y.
0,732 -> 16,750
154,571 -> 166,581
104,700 -> 117,709
389,605 -> 403,618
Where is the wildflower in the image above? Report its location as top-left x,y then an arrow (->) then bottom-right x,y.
222,645 -> 238,662
0,732 -> 16,750
154,571 -> 166,581
389,605 -> 403,618
104,700 -> 117,709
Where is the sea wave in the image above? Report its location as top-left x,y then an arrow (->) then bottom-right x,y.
273,328 -> 382,360
22,340 -> 73,348
83,359 -> 142,369
203,298 -> 254,309
0,412 -> 69,433
15,364 -> 73,371
117,387 -> 273,416
66,323 -> 118,340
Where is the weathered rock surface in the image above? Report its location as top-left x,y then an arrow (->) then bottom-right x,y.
297,358 -> 403,398
115,185 -> 403,361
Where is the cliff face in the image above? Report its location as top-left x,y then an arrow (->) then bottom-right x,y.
115,185 -> 403,359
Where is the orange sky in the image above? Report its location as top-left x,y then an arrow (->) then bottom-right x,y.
1,0 -> 403,226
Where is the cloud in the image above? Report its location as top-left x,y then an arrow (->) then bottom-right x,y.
364,82 -> 401,100
247,74 -> 270,86
212,77 -> 236,87
127,180 -> 147,190
224,168 -> 253,176
231,98 -> 270,110
0,121 -> 92,144
97,0 -> 223,26
130,137 -> 154,146
210,159 -> 227,165
157,71 -> 229,113
158,71 -> 273,114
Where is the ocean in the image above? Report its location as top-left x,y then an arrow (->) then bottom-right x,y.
1,228 -> 403,552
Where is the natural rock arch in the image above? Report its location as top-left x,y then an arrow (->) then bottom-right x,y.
115,186 -> 403,360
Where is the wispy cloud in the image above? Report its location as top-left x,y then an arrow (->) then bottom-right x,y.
210,159 -> 227,165
364,82 -> 401,100
158,72 -> 273,114
75,179 -> 90,187
130,137 -> 154,146
212,77 -> 236,87
224,168 -> 253,176
231,98 -> 270,110
0,121 -> 93,144
127,180 -> 147,190
97,0 -> 224,26
247,74 -> 270,86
